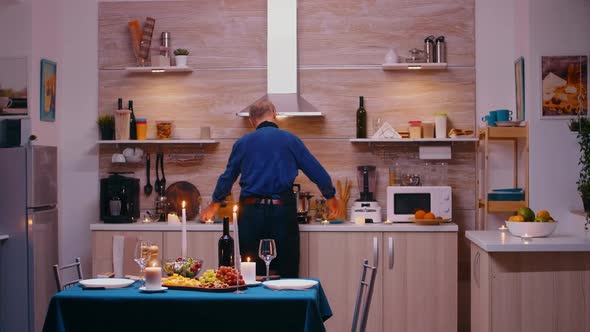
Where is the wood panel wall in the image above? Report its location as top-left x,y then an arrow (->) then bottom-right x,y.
98,1 -> 475,330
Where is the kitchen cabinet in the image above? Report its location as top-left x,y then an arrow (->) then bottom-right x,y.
308,232 -> 383,332
163,231 -> 222,272
478,125 -> 529,229
382,232 -> 457,332
470,242 -> 590,332
92,231 -> 163,276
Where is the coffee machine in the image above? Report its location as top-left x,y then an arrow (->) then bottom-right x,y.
100,172 -> 140,223
350,165 -> 382,223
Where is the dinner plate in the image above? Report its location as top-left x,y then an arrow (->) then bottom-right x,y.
139,286 -> 168,293
79,278 -> 134,289
408,217 -> 451,226
246,281 -> 262,287
262,279 -> 318,290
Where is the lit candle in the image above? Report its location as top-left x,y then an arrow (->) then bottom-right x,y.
167,213 -> 180,223
144,266 -> 162,290
241,257 -> 256,284
499,225 -> 508,232
205,218 -> 214,224
181,201 -> 187,258
321,219 -> 329,225
521,233 -> 532,244
233,205 -> 241,270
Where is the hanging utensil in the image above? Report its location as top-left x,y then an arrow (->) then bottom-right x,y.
144,153 -> 153,196
154,153 -> 161,196
160,152 -> 166,195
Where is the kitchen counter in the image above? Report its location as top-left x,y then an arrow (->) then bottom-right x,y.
90,222 -> 458,232
466,230 -> 590,252
0,235 -> 8,241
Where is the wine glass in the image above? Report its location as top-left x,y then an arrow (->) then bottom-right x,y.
258,239 -> 277,281
134,240 -> 151,285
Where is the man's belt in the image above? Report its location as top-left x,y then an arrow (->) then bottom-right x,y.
241,198 -> 283,205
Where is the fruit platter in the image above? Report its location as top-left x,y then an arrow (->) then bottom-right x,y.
163,257 -> 203,278
505,207 -> 558,237
162,266 -> 246,292
410,210 -> 450,225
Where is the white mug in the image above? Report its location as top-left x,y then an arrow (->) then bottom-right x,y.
0,97 -> 12,109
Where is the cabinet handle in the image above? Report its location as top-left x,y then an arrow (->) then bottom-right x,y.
373,236 -> 379,268
388,237 -> 394,270
473,251 -> 480,288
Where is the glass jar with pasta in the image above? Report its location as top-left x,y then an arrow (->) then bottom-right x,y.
156,120 -> 173,140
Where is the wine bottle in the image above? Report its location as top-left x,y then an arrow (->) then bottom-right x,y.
218,217 -> 234,267
128,100 -> 137,140
117,98 -> 123,111
356,96 -> 367,138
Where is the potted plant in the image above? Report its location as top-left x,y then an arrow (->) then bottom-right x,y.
569,117 -> 590,211
97,113 -> 115,140
173,48 -> 190,67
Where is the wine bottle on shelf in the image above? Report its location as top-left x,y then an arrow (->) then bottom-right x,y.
356,96 -> 367,138
117,98 -> 123,111
218,217 -> 234,267
128,100 -> 137,140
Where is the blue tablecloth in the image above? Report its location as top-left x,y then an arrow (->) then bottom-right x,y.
43,280 -> 332,332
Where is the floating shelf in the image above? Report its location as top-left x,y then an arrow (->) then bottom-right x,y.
124,66 -> 193,73
478,200 -> 528,212
478,126 -> 528,139
98,139 -> 217,144
236,111 -> 324,117
350,137 -> 478,143
382,63 -> 448,71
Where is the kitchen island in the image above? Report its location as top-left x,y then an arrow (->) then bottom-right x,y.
467,230 -> 590,332
92,222 -> 458,332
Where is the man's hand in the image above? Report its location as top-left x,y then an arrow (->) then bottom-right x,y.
327,197 -> 339,220
199,202 -> 221,221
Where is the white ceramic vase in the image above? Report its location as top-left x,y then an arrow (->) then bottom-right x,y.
175,55 -> 188,67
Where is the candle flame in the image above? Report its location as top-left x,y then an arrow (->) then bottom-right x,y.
247,257 -> 250,262
233,204 -> 238,213
182,200 -> 186,208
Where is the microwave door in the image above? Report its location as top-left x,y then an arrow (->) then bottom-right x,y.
393,192 -> 431,222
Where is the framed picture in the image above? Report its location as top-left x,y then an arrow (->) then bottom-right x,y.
40,59 -> 56,122
541,55 -> 588,119
0,57 -> 28,115
514,57 -> 525,121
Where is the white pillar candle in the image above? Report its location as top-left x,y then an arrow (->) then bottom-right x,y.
181,201 -> 187,258
241,258 -> 256,284
167,213 -> 180,223
233,205 -> 241,270
144,266 -> 162,290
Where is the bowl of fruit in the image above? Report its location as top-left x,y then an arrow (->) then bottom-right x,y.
505,207 -> 558,238
163,257 -> 203,278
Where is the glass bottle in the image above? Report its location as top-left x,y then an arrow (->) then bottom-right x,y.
128,100 -> 137,140
218,217 -> 234,267
356,96 -> 367,138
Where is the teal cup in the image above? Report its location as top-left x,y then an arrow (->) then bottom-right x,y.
495,109 -> 513,121
482,115 -> 496,126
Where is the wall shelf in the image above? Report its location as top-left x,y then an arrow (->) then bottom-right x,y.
350,137 -> 477,143
124,66 -> 193,73
236,111 -> 324,117
478,200 -> 528,212
98,139 -> 217,144
382,63 -> 448,71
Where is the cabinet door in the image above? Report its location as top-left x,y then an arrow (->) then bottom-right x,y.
92,231 -> 163,277
308,232 -> 383,332
470,243 -> 490,332
163,231 -> 221,272
382,232 -> 457,332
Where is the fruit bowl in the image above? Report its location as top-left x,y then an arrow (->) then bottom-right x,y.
163,257 -> 203,278
505,221 -> 558,238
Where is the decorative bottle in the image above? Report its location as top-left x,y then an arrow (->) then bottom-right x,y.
218,217 -> 234,267
128,100 -> 137,140
356,96 -> 367,138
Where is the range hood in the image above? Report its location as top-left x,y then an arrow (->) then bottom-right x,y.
236,0 -> 323,117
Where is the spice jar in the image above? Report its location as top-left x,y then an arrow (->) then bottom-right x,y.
422,121 -> 435,138
408,121 -> 422,139
136,118 -> 147,140
156,120 -> 173,140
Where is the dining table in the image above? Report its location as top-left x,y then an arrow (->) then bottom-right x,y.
42,279 -> 332,332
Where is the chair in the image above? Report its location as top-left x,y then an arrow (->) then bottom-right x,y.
351,259 -> 378,332
53,257 -> 84,291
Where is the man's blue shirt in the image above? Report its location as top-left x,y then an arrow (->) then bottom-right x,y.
212,122 -> 336,202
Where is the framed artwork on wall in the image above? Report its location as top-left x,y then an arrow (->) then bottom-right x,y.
514,57 -> 525,121
541,55 -> 588,119
40,59 -> 56,122
0,57 -> 28,116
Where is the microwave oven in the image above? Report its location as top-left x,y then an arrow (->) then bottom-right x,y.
386,186 -> 452,222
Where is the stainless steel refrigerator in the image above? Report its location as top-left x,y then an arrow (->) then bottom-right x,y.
0,145 -> 58,332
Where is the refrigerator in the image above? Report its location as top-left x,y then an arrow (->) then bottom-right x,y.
0,145 -> 58,332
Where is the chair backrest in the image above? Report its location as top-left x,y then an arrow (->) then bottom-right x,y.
351,259 -> 378,332
53,257 -> 84,291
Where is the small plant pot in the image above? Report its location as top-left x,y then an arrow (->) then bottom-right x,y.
100,127 -> 114,140
175,55 -> 188,67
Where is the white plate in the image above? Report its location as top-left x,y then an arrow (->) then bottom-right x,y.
262,279 -> 318,290
139,286 -> 168,292
247,281 -> 262,287
79,278 -> 134,289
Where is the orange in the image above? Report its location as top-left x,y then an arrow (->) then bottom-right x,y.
537,210 -> 551,219
424,212 -> 436,219
414,210 -> 426,219
508,215 -> 524,222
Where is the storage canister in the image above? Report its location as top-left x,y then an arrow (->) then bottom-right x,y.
136,118 -> 147,140
408,121 -> 422,139
114,110 -> 131,140
156,120 -> 173,140
435,36 -> 446,63
422,121 -> 435,138
435,112 -> 447,138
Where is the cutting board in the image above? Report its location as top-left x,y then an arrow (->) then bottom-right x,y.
165,181 -> 201,221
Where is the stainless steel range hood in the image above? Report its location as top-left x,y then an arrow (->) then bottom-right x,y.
236,0 -> 323,117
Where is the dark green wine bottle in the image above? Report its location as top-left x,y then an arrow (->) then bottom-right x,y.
356,96 -> 367,138
128,100 -> 137,140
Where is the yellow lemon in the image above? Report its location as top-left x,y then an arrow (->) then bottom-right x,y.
537,210 -> 551,219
